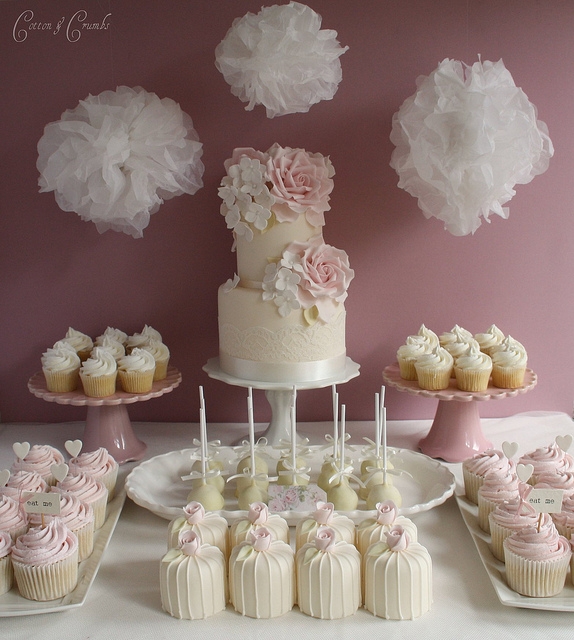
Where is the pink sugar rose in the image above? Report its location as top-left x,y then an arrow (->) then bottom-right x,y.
314,527 -> 336,552
385,526 -> 410,552
284,235 -> 354,323
266,144 -> 334,226
248,527 -> 272,552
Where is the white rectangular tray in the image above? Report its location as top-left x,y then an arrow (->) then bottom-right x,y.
456,493 -> 574,611
0,491 -> 125,616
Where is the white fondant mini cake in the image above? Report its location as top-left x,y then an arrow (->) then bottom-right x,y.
229,527 -> 295,618
296,527 -> 361,619
364,526 -> 432,620
160,531 -> 227,619
295,501 -> 355,551
217,144 -> 354,383
356,500 -> 417,556
167,501 -> 229,558
230,501 -> 289,548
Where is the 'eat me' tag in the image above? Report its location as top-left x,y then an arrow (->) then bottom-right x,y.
527,488 -> 564,514
23,492 -> 61,516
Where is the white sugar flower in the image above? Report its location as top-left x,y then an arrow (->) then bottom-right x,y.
244,202 -> 272,230
274,267 -> 301,292
37,85 -> 204,238
233,221 -> 253,242
274,292 -> 301,317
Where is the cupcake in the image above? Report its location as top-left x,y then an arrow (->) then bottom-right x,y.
230,501 -> 289,548
11,444 -> 65,486
0,494 -> 28,542
439,325 -> 479,362
79,347 -> 118,398
160,531 -> 227,620
396,336 -> 428,381
54,472 -> 108,530
414,346 -> 453,391
454,345 -> 492,392
535,471 -> 574,498
29,491 -> 94,562
477,467 -> 520,534
413,324 -> 440,350
503,524 -> 571,597
126,325 -> 162,352
95,335 -> 125,361
41,342 -> 81,392
229,528 -> 295,618
519,442 -> 574,485
141,339 -> 170,381
12,519 -> 79,601
552,494 -> 574,540
2,470 -> 48,501
95,327 -> 128,348
167,501 -> 229,558
68,447 -> 119,501
0,530 -> 13,595
490,335 -> 527,389
60,327 -> 93,361
295,501 -> 355,551
363,526 -> 432,620
462,449 -> 510,505
296,527 -> 361,619
356,500 -> 418,556
474,324 -> 505,356
117,347 -> 156,393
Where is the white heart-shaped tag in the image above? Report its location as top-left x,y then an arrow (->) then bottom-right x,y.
13,442 -> 30,460
51,463 -> 69,483
0,469 -> 10,488
556,434 -> 573,453
502,441 -> 519,460
517,463 -> 534,483
65,439 -> 83,458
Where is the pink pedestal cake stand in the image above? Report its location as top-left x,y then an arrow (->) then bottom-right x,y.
383,363 -> 537,463
28,367 -> 182,464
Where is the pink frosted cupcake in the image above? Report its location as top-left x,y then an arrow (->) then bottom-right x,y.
477,467 -> 520,534
519,442 -> 574,485
535,471 -> 574,499
55,472 -> 108,530
0,530 -> 13,595
0,494 -> 29,541
68,447 -> 119,501
462,449 -> 511,505
504,525 -> 571,597
1,470 -> 48,501
552,494 -> 574,540
30,491 -> 95,562
11,444 -> 65,486
12,519 -> 79,601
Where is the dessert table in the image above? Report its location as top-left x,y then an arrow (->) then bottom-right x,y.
1,411 -> 573,639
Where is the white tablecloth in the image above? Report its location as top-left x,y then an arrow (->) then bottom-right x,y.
1,411 -> 574,639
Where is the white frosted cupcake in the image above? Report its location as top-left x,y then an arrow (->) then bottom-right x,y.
11,444 -> 65,486
160,530 -> 227,619
126,325 -> 162,352
79,347 -> 117,398
12,519 -> 79,601
414,346 -> 453,391
413,324 -> 440,350
68,447 -> 119,501
396,336 -> 428,381
55,472 -> 108,530
61,327 -> 93,361
42,342 -> 81,392
167,501 -> 229,558
296,527 -> 361,619
295,501 -> 355,551
117,347 -> 156,393
0,531 -> 13,595
454,345 -> 492,392
356,500 -> 417,556
229,528 -> 295,618
95,327 -> 128,347
95,335 -> 125,361
141,339 -> 170,381
490,335 -> 527,389
439,324 -> 474,347
504,524 -> 571,597
230,501 -> 288,548
474,324 -> 505,356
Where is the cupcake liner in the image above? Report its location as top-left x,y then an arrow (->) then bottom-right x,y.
454,367 -> 491,392
477,495 -> 497,534
397,357 -> 418,381
488,518 -> 512,562
415,367 -> 451,391
13,549 -> 79,601
462,468 -> 483,505
0,556 -> 13,596
87,492 -> 108,530
118,369 -> 154,394
43,368 -> 80,393
553,521 -> 574,541
491,365 -> 526,389
153,357 -> 169,381
80,372 -> 117,398
503,546 -> 570,597
74,520 -> 95,562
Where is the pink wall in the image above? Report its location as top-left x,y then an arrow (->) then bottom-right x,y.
2,0 -> 573,426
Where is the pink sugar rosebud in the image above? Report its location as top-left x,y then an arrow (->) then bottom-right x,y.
248,501 -> 269,525
314,527 -> 336,552
183,501 -> 205,524
249,527 -> 272,552
313,501 -> 334,525
376,500 -> 398,525
179,530 -> 202,556
384,525 -> 410,552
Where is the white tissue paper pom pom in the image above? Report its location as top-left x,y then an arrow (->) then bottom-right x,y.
37,86 -> 204,238
390,58 -> 553,236
215,1 -> 348,118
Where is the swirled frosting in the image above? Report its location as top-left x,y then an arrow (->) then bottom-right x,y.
118,347 -> 156,373
519,443 -> 573,480
0,494 -> 28,534
490,498 -> 548,531
127,325 -> 162,351
141,338 -> 170,361
80,346 -> 117,377
552,493 -> 574,530
29,490 -> 94,531
69,447 -> 117,479
491,335 -> 527,367
11,518 -> 78,566
463,449 -> 506,476
61,327 -> 93,354
397,336 -> 429,360
504,524 -> 571,561
95,335 -> 125,360
0,530 -> 12,559
41,343 -> 81,373
474,324 -> 505,352
95,327 -> 128,346
439,324 -> 474,346
11,444 -> 65,479
414,346 -> 453,372
413,324 -> 439,350
2,470 -> 48,500
478,467 -> 520,502
454,345 -> 493,372
55,472 -> 107,504
536,471 -> 574,496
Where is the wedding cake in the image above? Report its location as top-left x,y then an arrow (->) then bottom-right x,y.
217,144 -> 354,383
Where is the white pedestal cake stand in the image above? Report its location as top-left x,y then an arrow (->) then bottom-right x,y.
383,363 -> 537,463
203,357 -> 360,446
28,367 -> 182,464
